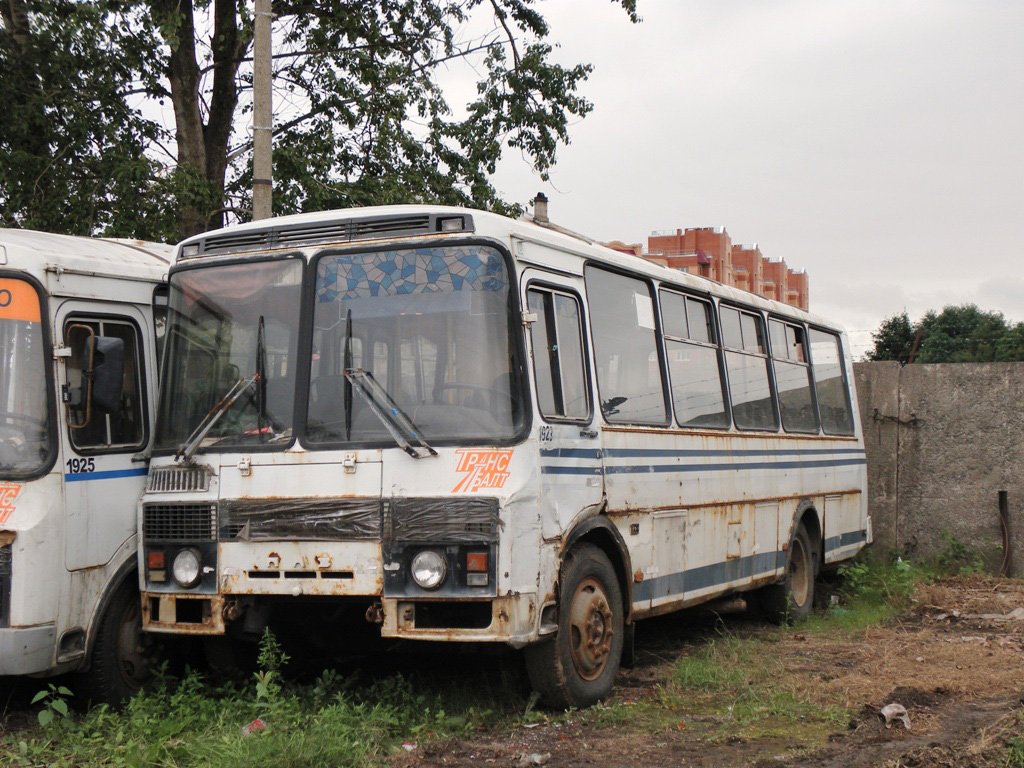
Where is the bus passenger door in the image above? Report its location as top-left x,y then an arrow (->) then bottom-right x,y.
55,304 -> 152,571
523,278 -> 603,540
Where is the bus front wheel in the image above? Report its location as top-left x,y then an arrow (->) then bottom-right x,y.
78,580 -> 154,706
757,522 -> 816,624
525,543 -> 624,709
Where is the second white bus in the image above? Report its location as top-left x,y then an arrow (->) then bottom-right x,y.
139,205 -> 869,707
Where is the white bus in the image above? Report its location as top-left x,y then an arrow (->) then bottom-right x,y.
0,229 -> 171,704
140,205 -> 869,708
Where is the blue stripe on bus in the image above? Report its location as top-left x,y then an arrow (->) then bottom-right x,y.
539,448 -> 602,459
540,466 -> 603,475
633,550 -> 787,602
592,457 -> 866,475
64,468 -> 149,483
604,447 -> 865,458
632,530 -> 867,603
824,529 -> 868,551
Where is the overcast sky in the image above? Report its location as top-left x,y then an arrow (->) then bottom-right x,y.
469,0 -> 1024,358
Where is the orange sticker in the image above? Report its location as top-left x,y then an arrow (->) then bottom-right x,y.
0,279 -> 41,324
0,482 -> 21,524
452,449 -> 513,493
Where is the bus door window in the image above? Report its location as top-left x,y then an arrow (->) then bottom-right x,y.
63,319 -> 145,451
808,329 -> 855,435
720,306 -> 778,432
659,291 -> 729,429
584,268 -> 667,425
526,288 -> 590,421
769,319 -> 819,433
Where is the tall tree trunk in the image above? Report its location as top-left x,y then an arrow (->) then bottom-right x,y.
156,0 -> 244,238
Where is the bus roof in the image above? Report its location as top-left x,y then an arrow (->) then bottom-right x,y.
177,205 -> 844,333
0,228 -> 173,282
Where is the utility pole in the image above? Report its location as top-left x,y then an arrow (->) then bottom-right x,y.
252,0 -> 273,220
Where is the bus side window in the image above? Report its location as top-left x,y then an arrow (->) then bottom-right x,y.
720,306 -> 777,432
769,318 -> 818,434
584,268 -> 667,425
659,291 -> 729,429
64,319 -> 146,451
527,288 -> 589,421
808,329 -> 855,435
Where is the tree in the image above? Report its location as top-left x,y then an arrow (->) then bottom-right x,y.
1,0 -> 640,240
0,0 -> 179,239
867,305 -> 1024,364
866,311 -> 915,364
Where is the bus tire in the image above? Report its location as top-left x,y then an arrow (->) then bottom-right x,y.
78,580 -> 153,707
524,543 -> 623,709
758,522 -> 815,624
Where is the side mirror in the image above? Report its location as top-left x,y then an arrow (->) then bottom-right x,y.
85,336 -> 125,414
66,324 -> 125,429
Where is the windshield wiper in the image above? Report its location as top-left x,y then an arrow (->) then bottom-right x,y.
175,373 -> 260,464
344,368 -> 437,459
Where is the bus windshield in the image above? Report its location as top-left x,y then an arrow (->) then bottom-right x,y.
0,278 -> 51,477
155,258 -> 303,452
306,244 -> 523,445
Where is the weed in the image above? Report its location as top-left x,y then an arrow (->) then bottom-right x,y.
1007,736 -> 1024,768
30,684 -> 73,729
934,530 -> 986,575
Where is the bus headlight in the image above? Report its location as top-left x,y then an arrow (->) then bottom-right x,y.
172,548 -> 202,589
410,550 -> 447,590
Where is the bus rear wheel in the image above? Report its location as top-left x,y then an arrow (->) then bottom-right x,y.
525,543 -> 624,709
757,522 -> 816,624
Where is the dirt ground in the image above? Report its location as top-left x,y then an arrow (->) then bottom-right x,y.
392,576 -> 1024,768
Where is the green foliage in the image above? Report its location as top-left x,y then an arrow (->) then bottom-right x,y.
867,304 -> 1024,363
934,530 -> 986,575
0,0 -> 171,238
867,311 -> 916,364
30,684 -> 74,729
254,628 -> 289,705
1006,733 -> 1024,768
1,665 -> 500,768
2,0 -> 641,240
835,554 -> 921,606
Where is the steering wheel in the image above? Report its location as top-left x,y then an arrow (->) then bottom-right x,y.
433,383 -> 505,409
0,410 -> 48,429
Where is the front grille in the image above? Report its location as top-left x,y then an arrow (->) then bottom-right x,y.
0,544 -> 11,627
187,213 -> 471,257
143,504 -> 217,542
147,466 -> 210,493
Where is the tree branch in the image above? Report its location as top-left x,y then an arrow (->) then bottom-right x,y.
488,0 -> 520,72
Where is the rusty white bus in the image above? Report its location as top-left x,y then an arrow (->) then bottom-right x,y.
140,205 -> 869,708
0,229 -> 171,704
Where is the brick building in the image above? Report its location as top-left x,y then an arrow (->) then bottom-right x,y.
604,226 -> 809,311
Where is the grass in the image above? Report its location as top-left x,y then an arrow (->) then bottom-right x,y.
0,555 -> 950,766
0,632 -> 525,768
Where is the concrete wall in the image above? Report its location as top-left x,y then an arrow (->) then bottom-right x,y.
854,362 -> 1024,576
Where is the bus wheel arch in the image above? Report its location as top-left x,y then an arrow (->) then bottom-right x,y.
77,560 -> 154,706
525,540 -> 626,708
758,504 -> 821,623
562,515 -> 633,622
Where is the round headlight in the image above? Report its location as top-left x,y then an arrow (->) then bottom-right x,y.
172,549 -> 202,589
410,550 -> 447,590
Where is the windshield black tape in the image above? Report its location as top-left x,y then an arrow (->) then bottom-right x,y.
385,497 -> 500,545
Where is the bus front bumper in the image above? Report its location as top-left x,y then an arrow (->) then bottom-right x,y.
0,624 -> 56,675
142,592 -> 540,646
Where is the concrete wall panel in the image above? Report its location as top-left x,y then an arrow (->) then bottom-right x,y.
854,362 -> 1024,576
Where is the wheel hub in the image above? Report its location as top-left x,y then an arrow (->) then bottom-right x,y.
568,577 -> 615,681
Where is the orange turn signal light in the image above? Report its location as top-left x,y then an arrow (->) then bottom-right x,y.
147,550 -> 165,570
466,552 -> 488,572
